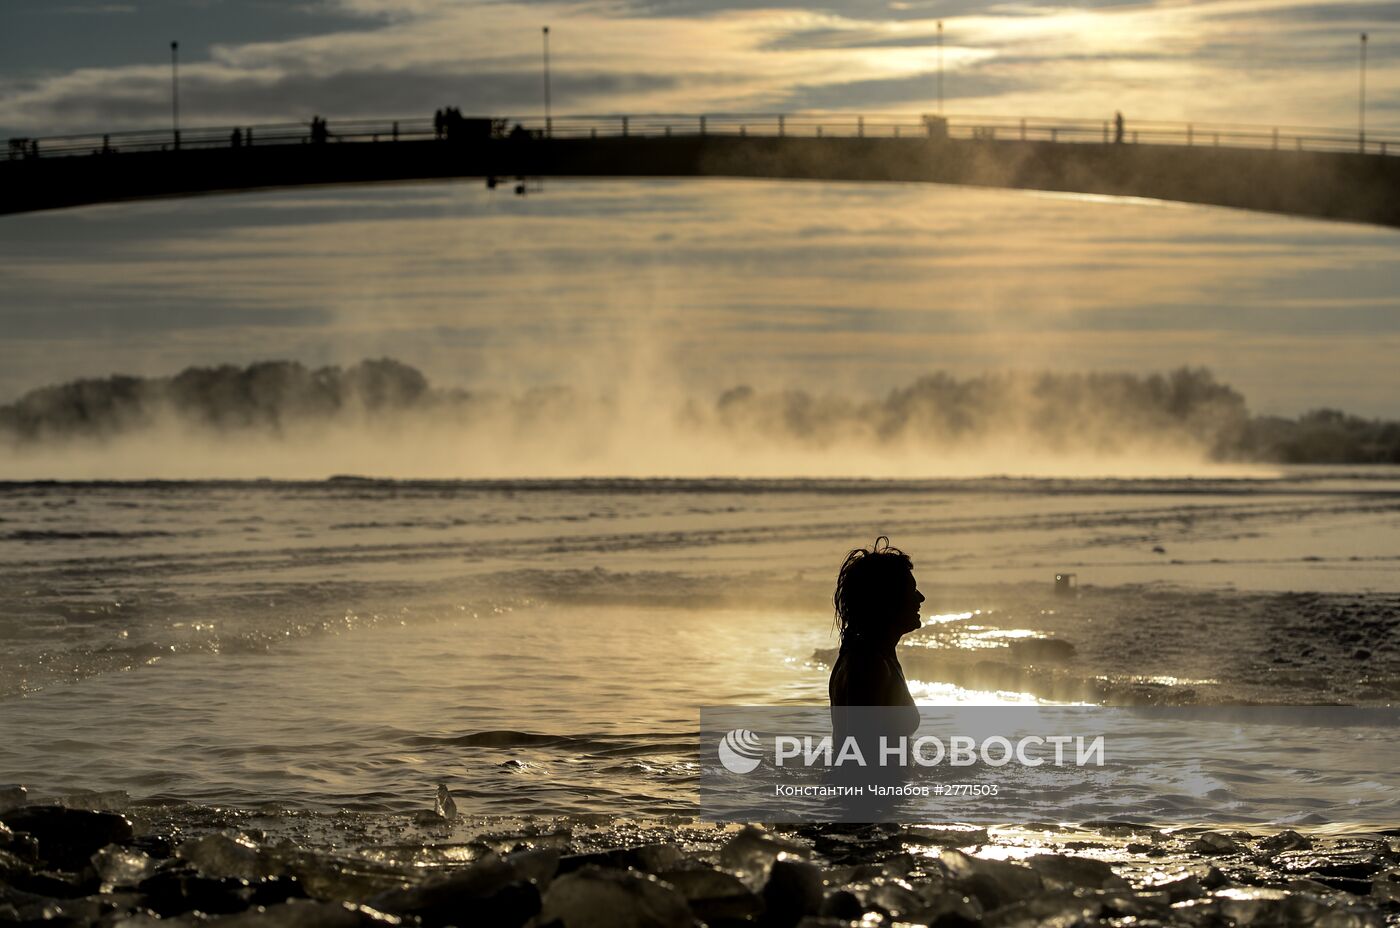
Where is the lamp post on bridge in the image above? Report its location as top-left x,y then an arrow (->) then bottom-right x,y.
1359,32 -> 1368,152
542,26 -> 552,138
170,40 -> 180,149
937,21 -> 944,114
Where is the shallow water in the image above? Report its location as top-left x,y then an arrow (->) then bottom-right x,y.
0,603 -> 829,813
1,471 -> 1398,823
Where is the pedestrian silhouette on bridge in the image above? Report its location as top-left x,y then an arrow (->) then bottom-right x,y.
310,116 -> 329,144
230,128 -> 243,148
445,107 -> 467,141
434,108 -> 445,139
1114,111 -> 1125,144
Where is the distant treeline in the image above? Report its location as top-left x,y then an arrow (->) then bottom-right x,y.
705,368 -> 1249,458
1,359 -> 1397,464
1236,410 -> 1400,464
0,359 -> 431,439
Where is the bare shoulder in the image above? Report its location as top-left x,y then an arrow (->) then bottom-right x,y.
828,649 -> 899,706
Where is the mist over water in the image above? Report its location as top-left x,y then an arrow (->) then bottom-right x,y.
0,359 -> 1304,479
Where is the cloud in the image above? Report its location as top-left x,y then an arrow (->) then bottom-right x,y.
761,26 -> 977,51
0,0 -> 387,76
770,67 -> 1028,108
0,304 -> 330,340
549,0 -> 1153,21
1200,0 -> 1400,24
55,4 -> 138,13
2,0 -> 1396,136
14,66 -> 687,128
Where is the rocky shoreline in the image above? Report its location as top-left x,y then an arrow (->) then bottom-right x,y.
2,789 -> 1398,927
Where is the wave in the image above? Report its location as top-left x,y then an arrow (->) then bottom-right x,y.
401,729 -> 697,757
2,529 -> 175,541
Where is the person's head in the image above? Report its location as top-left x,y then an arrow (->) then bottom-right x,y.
833,536 -> 924,644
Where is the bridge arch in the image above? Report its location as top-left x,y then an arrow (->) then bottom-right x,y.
3,114 -> 1398,227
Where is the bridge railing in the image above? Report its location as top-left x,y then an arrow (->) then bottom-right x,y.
7,112 -> 1399,160
534,113 -> 1400,155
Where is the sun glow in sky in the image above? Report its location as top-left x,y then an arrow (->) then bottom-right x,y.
0,0 -> 1393,134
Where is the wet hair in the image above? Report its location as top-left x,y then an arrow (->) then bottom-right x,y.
833,536 -> 913,642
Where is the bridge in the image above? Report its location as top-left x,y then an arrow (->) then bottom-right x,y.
4,113 -> 1399,227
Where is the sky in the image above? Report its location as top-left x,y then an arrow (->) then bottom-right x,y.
1,0 -> 1398,425
0,0 -> 1394,135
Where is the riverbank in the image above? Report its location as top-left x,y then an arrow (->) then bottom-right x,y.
2,793 -> 1397,926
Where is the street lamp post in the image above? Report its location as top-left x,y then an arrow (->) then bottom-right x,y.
542,26 -> 552,138
937,21 -> 944,114
1360,32 -> 1368,152
170,40 -> 180,149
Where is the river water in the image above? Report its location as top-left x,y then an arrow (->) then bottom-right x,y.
1,472 -> 1397,823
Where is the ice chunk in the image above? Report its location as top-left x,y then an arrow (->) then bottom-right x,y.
1142,862 -> 1224,901
719,825 -> 808,888
135,868 -> 259,918
177,833 -> 277,881
1024,853 -> 1129,891
860,880 -> 925,920
44,789 -> 129,812
92,844 -> 156,890
0,805 -> 133,871
1192,831 -> 1242,855
0,786 -> 25,813
0,821 -> 33,861
434,784 -> 456,821
938,849 -> 1043,910
819,889 -> 864,920
505,846 -> 560,889
369,851 -> 542,926
1257,830 -> 1313,855
210,899 -> 404,927
559,844 -> 684,876
904,824 -> 988,847
981,888 -> 1102,927
763,858 -> 824,927
1373,868 -> 1400,903
1212,886 -> 1341,927
539,866 -> 691,928
658,868 -> 761,922
914,890 -> 984,926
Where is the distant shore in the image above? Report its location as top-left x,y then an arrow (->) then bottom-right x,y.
3,360 -> 1399,478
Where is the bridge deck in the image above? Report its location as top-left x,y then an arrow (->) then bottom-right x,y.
3,135 -> 1399,227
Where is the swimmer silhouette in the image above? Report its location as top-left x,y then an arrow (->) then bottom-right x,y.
829,537 -> 924,769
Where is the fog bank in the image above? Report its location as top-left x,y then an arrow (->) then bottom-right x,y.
0,359 -> 1389,479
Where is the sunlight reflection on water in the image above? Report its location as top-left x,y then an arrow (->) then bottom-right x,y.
906,679 -> 1088,706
